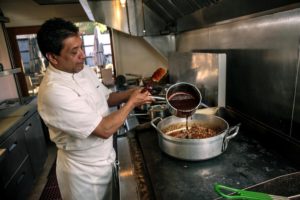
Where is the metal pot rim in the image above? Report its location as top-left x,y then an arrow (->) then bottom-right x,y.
155,114 -> 229,142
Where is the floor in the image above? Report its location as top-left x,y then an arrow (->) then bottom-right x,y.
27,142 -> 57,200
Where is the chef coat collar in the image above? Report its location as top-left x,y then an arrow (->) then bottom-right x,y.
48,64 -> 84,79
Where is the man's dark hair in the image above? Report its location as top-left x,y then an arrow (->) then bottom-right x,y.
37,18 -> 79,59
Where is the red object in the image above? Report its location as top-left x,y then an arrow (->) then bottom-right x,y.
142,67 -> 167,93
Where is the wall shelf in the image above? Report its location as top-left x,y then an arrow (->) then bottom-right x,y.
0,68 -> 21,77
0,16 -> 9,23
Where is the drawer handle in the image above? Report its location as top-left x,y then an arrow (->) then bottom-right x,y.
23,111 -> 29,116
8,142 -> 17,152
0,148 -> 6,159
16,172 -> 26,185
25,123 -> 32,131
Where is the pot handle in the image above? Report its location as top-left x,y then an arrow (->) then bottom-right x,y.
150,117 -> 163,131
226,123 -> 241,140
222,123 -> 241,152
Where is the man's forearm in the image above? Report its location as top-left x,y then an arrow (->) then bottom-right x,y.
92,101 -> 134,139
107,88 -> 136,106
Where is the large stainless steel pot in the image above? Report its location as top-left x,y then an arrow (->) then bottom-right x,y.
151,114 -> 240,161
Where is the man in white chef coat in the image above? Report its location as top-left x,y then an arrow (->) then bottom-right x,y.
37,18 -> 153,200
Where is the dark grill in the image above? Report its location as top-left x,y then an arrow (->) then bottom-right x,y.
143,0 -> 223,23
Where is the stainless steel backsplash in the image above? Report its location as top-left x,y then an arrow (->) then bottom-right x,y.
168,52 -> 226,107
174,7 -> 300,142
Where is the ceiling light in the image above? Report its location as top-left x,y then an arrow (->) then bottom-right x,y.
120,0 -> 126,7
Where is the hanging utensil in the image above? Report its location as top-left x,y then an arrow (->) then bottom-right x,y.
142,67 -> 167,93
125,73 -> 143,78
214,184 -> 289,200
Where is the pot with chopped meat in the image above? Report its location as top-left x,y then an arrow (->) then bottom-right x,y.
151,113 -> 240,161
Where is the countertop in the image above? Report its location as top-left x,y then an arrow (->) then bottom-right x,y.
118,108 -> 300,200
0,97 -> 37,144
134,128 -> 299,200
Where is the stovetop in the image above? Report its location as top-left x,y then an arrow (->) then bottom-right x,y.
118,108 -> 300,200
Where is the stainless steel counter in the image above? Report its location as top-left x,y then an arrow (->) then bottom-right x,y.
116,112 -> 141,199
117,136 -> 139,200
117,108 -> 300,200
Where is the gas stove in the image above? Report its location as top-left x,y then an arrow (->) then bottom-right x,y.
116,108 -> 300,200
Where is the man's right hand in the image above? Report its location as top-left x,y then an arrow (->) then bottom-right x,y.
127,88 -> 154,108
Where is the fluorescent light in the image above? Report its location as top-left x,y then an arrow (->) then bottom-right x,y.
120,0 -> 126,7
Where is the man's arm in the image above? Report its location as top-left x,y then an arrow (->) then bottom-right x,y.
106,88 -> 136,107
92,88 -> 153,139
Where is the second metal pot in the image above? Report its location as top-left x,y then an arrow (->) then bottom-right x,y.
130,105 -> 168,120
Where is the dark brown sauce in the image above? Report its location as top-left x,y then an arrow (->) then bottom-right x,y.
168,92 -> 200,136
168,92 -> 199,110
186,116 -> 190,138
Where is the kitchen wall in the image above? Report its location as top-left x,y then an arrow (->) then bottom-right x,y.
176,7 -> 300,145
112,30 -> 168,78
0,0 -> 167,89
0,24 -> 18,100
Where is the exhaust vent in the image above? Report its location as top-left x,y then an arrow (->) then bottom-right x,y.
143,0 -> 223,24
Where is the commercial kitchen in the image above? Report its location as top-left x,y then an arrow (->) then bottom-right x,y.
0,0 -> 300,199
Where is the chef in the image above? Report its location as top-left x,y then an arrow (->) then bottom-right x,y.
37,18 -> 153,200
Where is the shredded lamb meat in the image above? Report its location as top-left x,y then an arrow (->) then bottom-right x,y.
162,123 -> 220,139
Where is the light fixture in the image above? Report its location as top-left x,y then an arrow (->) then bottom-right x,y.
120,0 -> 126,7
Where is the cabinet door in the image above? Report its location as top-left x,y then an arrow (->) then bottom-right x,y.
23,112 -> 47,178
0,126 -> 28,186
3,156 -> 34,200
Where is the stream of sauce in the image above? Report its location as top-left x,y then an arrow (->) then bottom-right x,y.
168,92 -> 199,136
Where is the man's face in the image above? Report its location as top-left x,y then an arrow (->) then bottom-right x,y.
49,34 -> 86,73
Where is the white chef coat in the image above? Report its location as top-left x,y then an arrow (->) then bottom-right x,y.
38,64 -> 116,200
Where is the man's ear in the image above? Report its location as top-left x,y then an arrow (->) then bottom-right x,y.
46,53 -> 58,65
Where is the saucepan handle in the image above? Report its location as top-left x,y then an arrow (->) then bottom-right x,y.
150,117 -> 163,131
200,102 -> 209,108
151,96 -> 166,101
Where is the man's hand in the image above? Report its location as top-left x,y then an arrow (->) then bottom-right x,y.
127,88 -> 154,108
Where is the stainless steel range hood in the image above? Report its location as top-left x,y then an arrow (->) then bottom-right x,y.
77,0 -> 300,59
78,0 -> 224,36
34,0 -> 300,58
34,0 -> 300,35
78,0 -> 222,58
78,0 -> 300,36
78,0 -> 179,58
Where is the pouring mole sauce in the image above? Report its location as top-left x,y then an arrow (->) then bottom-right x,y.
166,82 -> 203,138
168,92 -> 199,111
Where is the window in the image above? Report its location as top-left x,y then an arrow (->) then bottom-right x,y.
14,22 -> 114,95
80,30 -> 113,69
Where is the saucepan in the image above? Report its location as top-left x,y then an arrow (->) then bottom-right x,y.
152,82 -> 208,118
